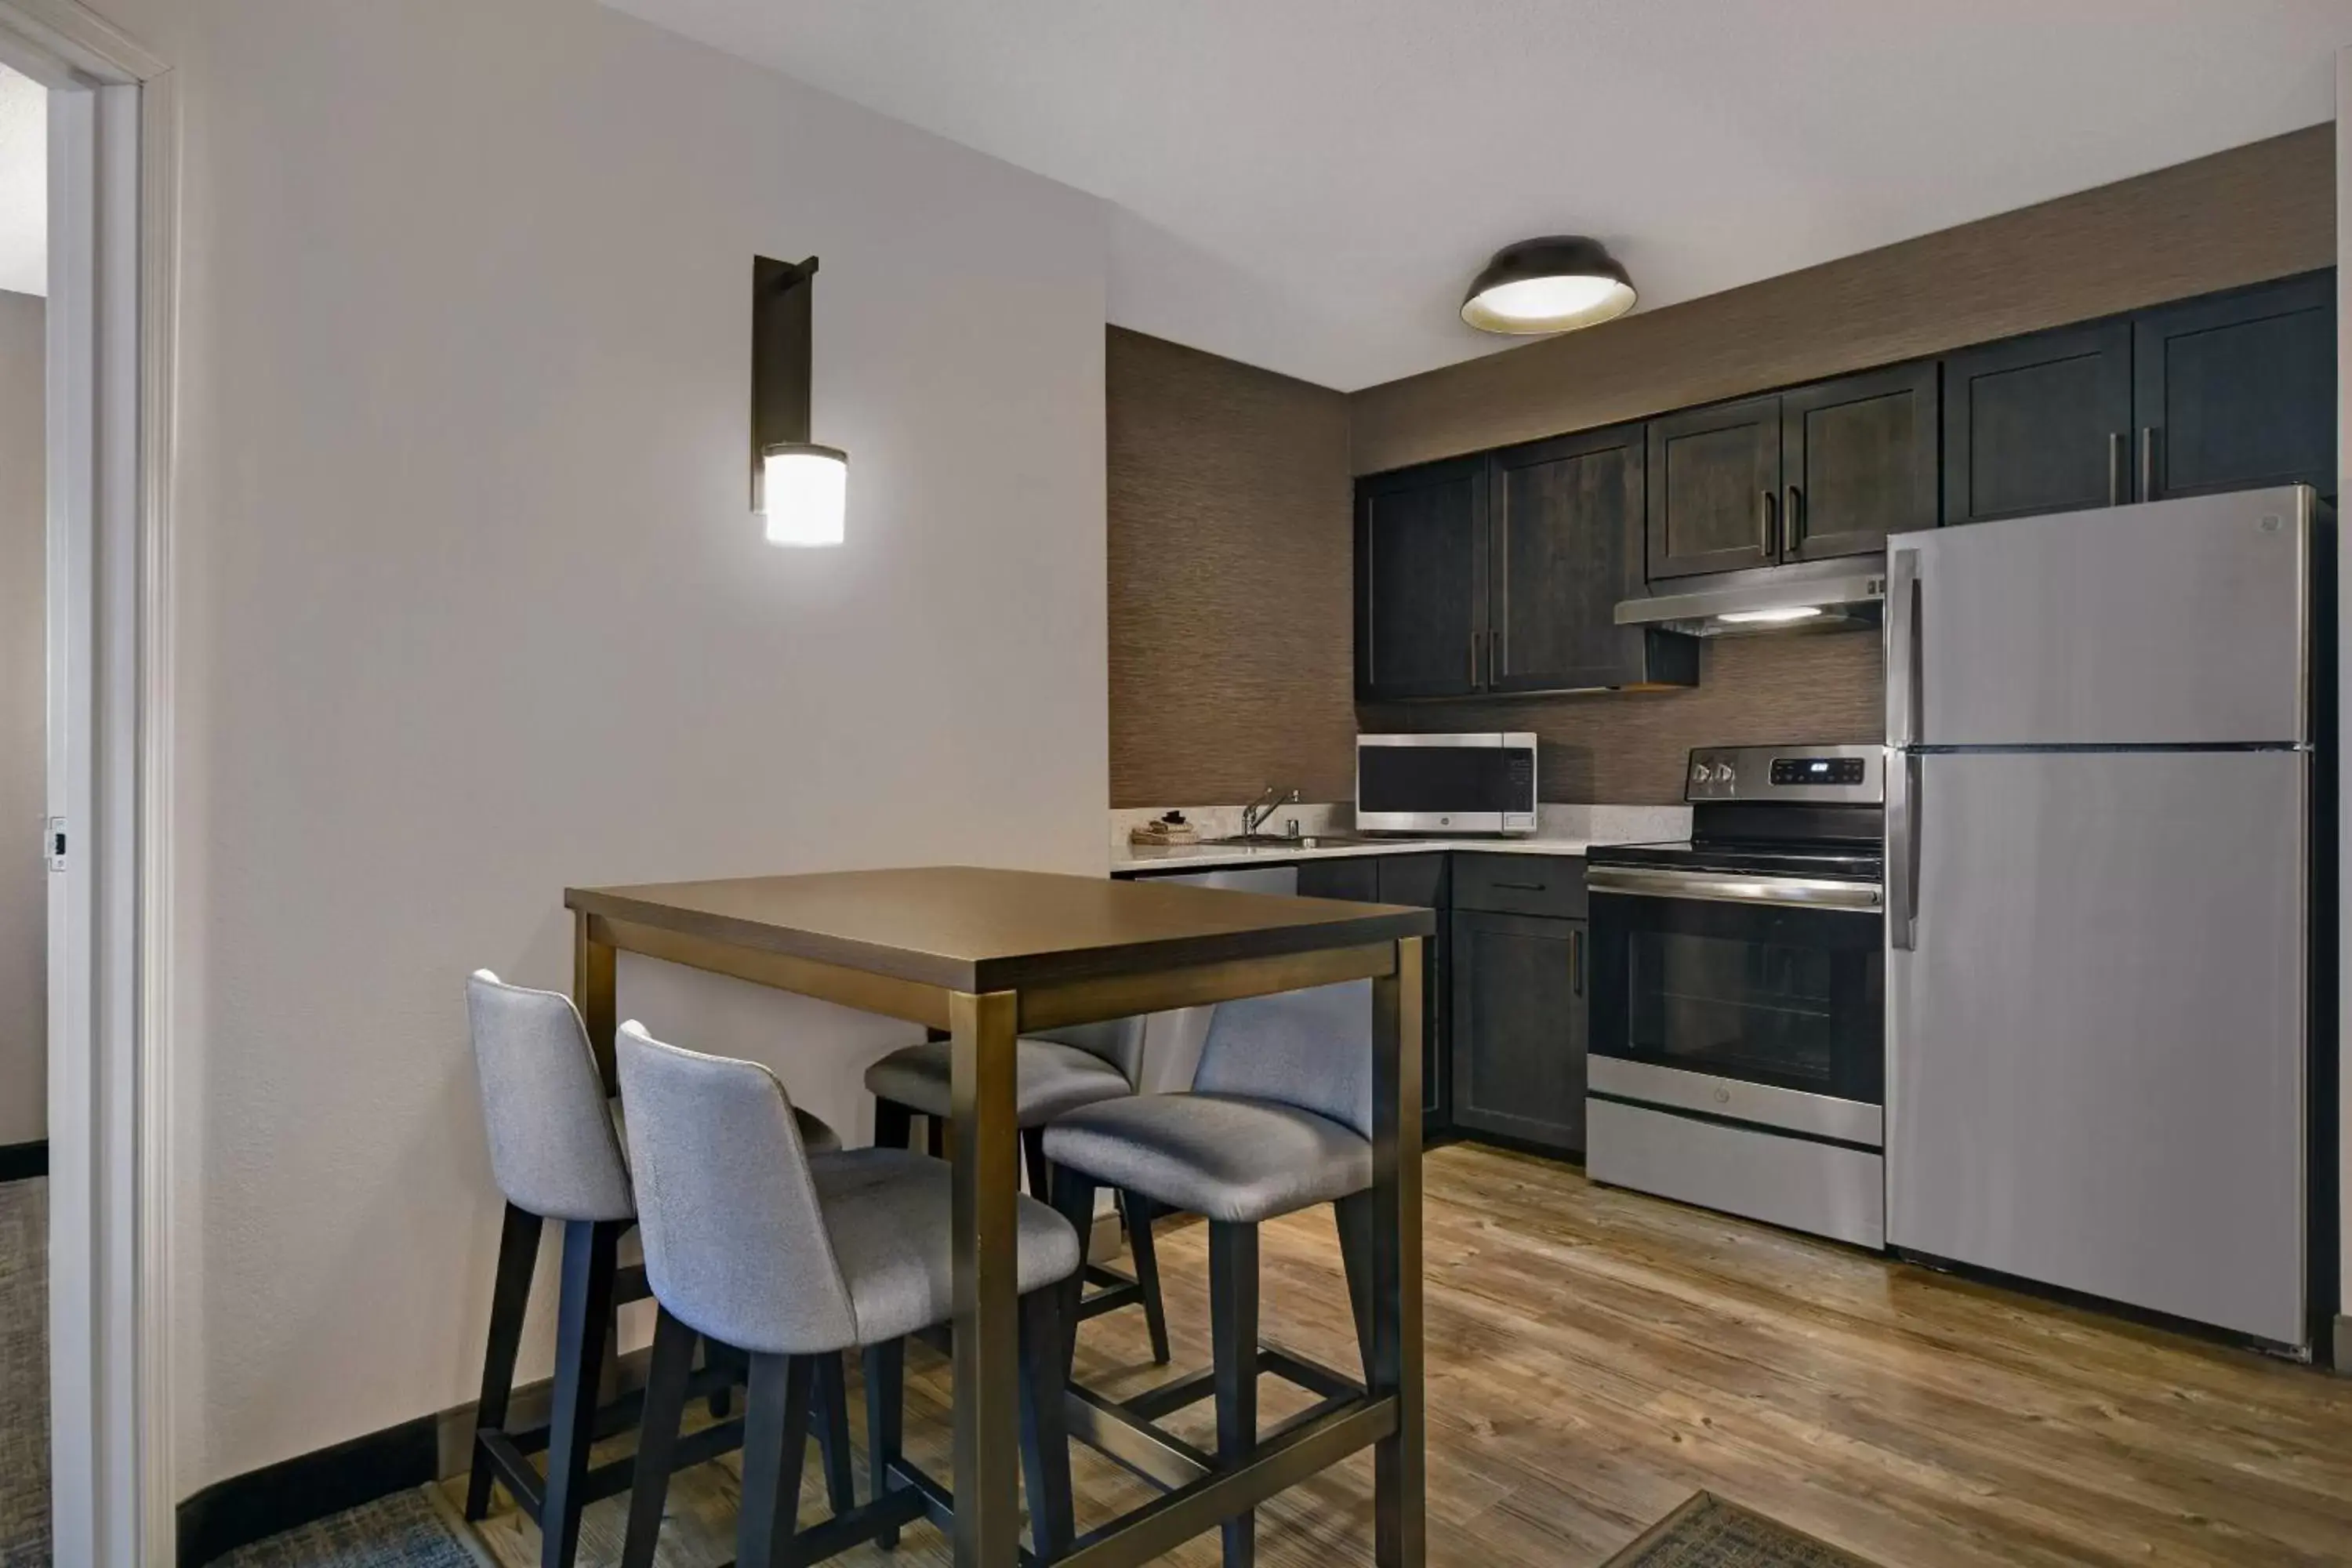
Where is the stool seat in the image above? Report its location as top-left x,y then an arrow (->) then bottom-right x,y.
811,1146 -> 1081,1346
1044,1093 -> 1370,1225
864,1036 -> 1131,1127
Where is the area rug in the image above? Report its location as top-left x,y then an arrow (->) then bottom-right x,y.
207,1487 -> 493,1568
0,1177 -> 49,1568
1603,1492 -> 1882,1568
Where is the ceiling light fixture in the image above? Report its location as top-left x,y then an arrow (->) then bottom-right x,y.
1461,236 -> 1636,336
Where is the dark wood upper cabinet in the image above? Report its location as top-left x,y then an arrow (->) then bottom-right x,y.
2132,272 -> 2336,503
1490,423 -> 1650,691
1781,361 -> 1939,560
1941,319 -> 2132,526
1356,456 -> 1486,700
1646,394 -> 1783,579
1450,908 -> 1588,1155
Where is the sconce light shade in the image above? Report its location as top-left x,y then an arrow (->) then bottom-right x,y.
760,442 -> 848,547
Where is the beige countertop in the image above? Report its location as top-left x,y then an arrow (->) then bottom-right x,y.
1109,803 -> 1690,875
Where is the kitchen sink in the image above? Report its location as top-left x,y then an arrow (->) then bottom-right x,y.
1198,832 -> 1381,849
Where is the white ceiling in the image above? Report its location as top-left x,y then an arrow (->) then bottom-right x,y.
604,0 -> 2352,390
0,65 -> 42,298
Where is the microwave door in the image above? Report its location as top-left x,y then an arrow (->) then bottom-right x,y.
1356,734 -> 1537,834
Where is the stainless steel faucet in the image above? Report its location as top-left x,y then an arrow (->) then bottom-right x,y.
1243,785 -> 1301,837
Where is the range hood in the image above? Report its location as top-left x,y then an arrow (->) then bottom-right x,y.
1615,557 -> 1886,637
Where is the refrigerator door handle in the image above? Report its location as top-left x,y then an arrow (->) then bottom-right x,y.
1887,750 -> 1920,951
1888,547 -> 1921,747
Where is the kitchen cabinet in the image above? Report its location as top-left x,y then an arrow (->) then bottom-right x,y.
1941,319 -> 2132,525
2132,272 -> 2336,503
1647,367 -> 1934,579
1448,908 -> 1588,1154
1490,425 -> 1682,692
1356,427 -> 1696,702
1356,456 -> 1486,700
1645,394 -> 1782,579
1780,361 -> 1939,561
1298,854 -> 1451,1134
1294,857 -> 1378,902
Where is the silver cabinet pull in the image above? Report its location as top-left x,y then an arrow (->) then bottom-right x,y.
2139,426 -> 2158,501
1570,927 -> 1584,998
2107,431 -> 2125,506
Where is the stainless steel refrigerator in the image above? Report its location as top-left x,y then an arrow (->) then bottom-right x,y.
1885,485 -> 2334,1352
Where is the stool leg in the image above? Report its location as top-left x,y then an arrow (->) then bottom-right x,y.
1022,1130 -> 1052,1202
1018,1288 -> 1075,1563
1047,1164 -> 1098,1382
1334,1189 -> 1377,1383
862,1340 -> 906,1549
812,1352 -> 856,1517
621,1307 -> 699,1568
925,1115 -> 946,1160
1121,1192 -> 1172,1366
1210,1221 -> 1259,1568
874,1097 -> 913,1152
739,1353 -> 815,1568
540,1218 -> 623,1568
467,1203 -> 543,1520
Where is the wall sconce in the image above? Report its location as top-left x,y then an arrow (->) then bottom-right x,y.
753,254 -> 848,546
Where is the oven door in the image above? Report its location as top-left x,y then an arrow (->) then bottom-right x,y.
1588,867 -> 1885,1132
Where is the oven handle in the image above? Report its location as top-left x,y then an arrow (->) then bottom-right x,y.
1585,866 -> 1884,912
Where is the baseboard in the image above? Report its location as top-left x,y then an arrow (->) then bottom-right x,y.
0,1140 -> 47,1184
176,1413 -> 440,1566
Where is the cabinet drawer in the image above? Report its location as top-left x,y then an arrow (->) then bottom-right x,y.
1450,852 -> 1587,918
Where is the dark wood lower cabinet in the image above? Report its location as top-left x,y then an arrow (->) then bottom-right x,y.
1298,855 -> 1450,1133
1448,909 -> 1588,1156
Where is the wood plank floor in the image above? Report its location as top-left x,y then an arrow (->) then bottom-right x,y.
453,1144 -> 2352,1568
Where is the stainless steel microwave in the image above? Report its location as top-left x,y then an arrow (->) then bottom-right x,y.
1355,733 -> 1539,836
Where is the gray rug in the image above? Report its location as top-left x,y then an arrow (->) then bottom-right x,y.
208,1489 -> 486,1568
1604,1492 -> 1882,1568
0,1177 -> 48,1568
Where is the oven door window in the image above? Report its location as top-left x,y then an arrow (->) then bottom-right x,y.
1590,892 -> 1883,1103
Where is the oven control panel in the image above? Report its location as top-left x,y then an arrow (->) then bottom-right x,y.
1686,743 -> 1884,804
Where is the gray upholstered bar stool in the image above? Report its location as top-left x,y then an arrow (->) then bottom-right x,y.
866,1015 -> 1171,1362
463,971 -> 850,1568
613,1019 -> 1084,1568
1041,982 -> 1381,1568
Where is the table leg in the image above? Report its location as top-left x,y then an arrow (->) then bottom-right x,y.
949,989 -> 1022,1568
1370,937 -> 1425,1568
573,909 -> 618,1091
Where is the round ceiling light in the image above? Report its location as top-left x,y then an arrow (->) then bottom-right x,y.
1460,236 -> 1636,335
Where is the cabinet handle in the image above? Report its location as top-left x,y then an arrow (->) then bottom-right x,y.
2107,432 -> 2126,506
1784,485 -> 1805,552
1492,880 -> 1546,892
1468,630 -> 1479,688
1570,927 -> 1584,998
2138,426 -> 2158,501
1757,488 -> 1777,557
1490,629 -> 1501,684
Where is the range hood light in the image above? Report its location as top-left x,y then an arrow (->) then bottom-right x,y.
1716,605 -> 1824,626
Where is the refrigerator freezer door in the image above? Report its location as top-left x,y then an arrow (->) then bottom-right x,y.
1891,486 -> 2313,747
1887,750 -> 2307,1345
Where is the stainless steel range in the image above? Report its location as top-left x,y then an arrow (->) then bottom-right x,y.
1584,743 -> 1886,1248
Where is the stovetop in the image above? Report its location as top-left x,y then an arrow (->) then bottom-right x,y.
1587,837 -> 1885,883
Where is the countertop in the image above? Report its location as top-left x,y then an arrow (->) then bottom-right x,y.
1113,834 -> 1606,873
1109,803 -> 1692,875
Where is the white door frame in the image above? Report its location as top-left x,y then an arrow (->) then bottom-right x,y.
0,2 -> 172,1562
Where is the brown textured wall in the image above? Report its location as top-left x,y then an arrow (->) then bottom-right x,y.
1108,328 -> 1358,807
1360,634 -> 1883,804
1109,127 -> 2336,808
1353,125 -> 2336,473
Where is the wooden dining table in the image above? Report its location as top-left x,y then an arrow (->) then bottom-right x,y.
564,865 -> 1431,1568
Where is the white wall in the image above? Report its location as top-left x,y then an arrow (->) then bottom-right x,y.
0,290 -> 39,1148
85,0 -> 1109,1494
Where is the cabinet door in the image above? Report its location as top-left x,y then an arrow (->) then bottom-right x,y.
1942,319 -> 2132,525
1295,858 -> 1379,902
1645,395 -> 1782,579
2132,271 -> 2336,503
1376,855 -> 1451,1132
1449,909 -> 1588,1154
1356,457 -> 1486,699
1490,423 -> 1647,691
1781,361 -> 1938,560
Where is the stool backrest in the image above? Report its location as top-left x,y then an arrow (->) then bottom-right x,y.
1033,1015 -> 1148,1087
1192,979 -> 1374,1139
614,1020 -> 860,1355
466,970 -> 635,1223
